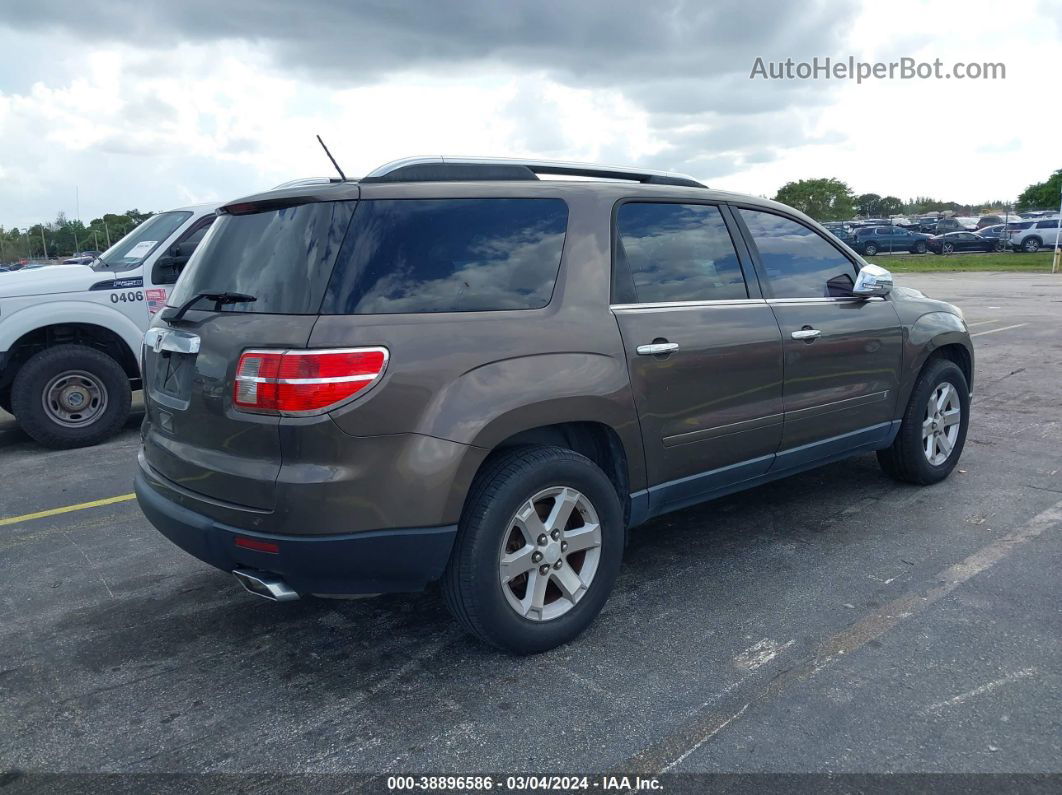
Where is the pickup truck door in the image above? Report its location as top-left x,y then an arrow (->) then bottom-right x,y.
734,207 -> 903,469
610,201 -> 784,515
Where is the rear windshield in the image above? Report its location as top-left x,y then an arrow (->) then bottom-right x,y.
169,201 -> 355,314
322,198 -> 569,314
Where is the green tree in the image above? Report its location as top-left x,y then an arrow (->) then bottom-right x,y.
879,196 -> 904,216
855,193 -> 882,217
774,178 -> 855,221
1016,169 -> 1062,212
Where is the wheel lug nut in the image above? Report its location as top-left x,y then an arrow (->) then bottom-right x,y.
539,564 -> 550,575
532,551 -> 542,563
561,541 -> 568,552
553,560 -> 563,570
550,529 -> 560,540
537,534 -> 547,546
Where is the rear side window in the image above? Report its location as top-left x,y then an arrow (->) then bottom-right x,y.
614,203 -> 747,303
322,198 -> 568,314
739,208 -> 858,299
169,201 -> 355,314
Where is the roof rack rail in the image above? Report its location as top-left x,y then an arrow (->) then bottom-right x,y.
361,157 -> 706,188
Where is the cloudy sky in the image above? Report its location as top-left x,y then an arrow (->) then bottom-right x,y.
1,0 -> 1058,228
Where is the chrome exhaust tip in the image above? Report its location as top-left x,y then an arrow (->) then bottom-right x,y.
232,569 -> 300,602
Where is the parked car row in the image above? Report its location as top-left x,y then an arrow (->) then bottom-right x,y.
826,214 -> 1060,256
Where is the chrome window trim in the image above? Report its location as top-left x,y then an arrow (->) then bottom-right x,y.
610,298 -> 767,311
766,296 -> 885,305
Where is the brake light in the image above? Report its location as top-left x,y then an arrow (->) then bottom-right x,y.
234,347 -> 388,414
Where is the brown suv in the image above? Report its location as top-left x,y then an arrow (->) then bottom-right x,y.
135,157 -> 973,653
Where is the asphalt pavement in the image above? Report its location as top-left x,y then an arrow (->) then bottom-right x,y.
1,272 -> 1059,779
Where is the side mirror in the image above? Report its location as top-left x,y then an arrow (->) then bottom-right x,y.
853,263 -> 893,297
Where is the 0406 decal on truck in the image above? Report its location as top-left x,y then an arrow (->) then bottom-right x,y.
0,203 -> 217,449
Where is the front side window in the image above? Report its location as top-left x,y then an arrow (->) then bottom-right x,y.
739,208 -> 858,299
1036,219 -> 1059,229
323,198 -> 568,314
614,202 -> 747,303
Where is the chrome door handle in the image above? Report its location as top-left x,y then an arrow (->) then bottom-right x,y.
636,342 -> 680,356
791,328 -> 821,341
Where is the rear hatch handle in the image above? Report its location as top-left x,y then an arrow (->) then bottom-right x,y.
144,327 -> 202,354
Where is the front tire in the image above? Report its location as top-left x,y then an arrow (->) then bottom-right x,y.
443,446 -> 624,654
943,241 -> 955,254
11,345 -> 132,449
877,358 -> 970,485
863,243 -> 879,256
913,242 -> 927,254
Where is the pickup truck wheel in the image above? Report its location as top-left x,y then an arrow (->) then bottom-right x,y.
11,345 -> 132,449
443,445 -> 624,654
877,358 -> 969,485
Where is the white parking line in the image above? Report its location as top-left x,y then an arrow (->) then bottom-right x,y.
922,667 -> 1038,714
971,323 -> 1028,338
967,320 -> 1001,327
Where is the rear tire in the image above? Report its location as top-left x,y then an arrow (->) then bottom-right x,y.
443,445 -> 624,654
11,345 -> 132,449
877,358 -> 969,485
1022,237 -> 1042,253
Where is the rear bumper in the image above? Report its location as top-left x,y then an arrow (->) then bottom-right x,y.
135,468 -> 458,595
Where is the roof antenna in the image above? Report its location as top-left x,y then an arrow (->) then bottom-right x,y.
316,134 -> 347,181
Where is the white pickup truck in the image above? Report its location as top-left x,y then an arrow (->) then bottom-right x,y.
0,204 -> 217,448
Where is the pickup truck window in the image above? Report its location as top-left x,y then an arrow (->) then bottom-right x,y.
93,211 -> 192,273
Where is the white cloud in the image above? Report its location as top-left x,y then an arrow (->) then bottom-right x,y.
0,0 -> 1058,229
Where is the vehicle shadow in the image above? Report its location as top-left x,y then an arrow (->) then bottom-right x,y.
52,453 -> 903,698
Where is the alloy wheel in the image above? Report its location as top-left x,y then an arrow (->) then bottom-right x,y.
498,486 -> 602,622
922,381 -> 961,466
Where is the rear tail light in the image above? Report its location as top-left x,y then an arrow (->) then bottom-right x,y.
234,347 -> 388,415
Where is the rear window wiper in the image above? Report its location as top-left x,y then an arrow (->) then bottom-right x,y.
163,291 -> 257,322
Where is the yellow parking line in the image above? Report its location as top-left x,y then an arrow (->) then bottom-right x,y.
0,493 -> 136,527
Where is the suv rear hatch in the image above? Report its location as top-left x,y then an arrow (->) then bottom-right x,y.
141,196 -> 357,510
